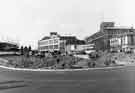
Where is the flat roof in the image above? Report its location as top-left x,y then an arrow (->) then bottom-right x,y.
105,26 -> 134,30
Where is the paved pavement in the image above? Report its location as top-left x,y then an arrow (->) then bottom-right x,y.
0,66 -> 134,93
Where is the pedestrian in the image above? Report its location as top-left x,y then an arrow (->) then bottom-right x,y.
92,61 -> 96,67
62,63 -> 65,69
56,58 -> 60,64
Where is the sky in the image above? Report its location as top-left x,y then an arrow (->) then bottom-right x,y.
0,0 -> 134,49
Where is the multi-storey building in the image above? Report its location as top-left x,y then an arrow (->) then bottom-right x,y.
86,22 -> 135,52
110,28 -> 135,52
38,32 -> 85,54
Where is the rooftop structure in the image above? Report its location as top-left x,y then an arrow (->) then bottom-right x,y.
86,22 -> 135,52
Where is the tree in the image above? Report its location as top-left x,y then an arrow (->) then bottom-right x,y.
28,46 -> 31,52
20,46 -> 24,55
88,61 -> 96,68
23,46 -> 29,57
28,46 -> 32,56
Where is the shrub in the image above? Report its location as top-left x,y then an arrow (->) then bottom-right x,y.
88,61 -> 96,68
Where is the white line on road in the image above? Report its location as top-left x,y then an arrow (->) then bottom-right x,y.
0,65 -> 126,72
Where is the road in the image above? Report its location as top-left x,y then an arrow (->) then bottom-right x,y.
0,66 -> 134,93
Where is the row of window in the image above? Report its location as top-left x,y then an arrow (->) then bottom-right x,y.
39,39 -> 59,46
110,35 -> 135,46
121,35 -> 135,45
110,37 -> 121,46
39,45 -> 59,51
107,29 -> 130,35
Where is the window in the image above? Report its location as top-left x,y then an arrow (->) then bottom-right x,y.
49,40 -> 53,44
44,46 -> 48,50
44,41 -> 48,45
54,45 -> 59,49
133,35 -> 135,45
49,45 -> 53,49
54,39 -> 59,44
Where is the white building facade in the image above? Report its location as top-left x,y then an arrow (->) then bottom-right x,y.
38,32 -> 86,54
38,37 -> 60,52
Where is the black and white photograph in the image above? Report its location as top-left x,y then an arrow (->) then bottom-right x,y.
0,0 -> 134,93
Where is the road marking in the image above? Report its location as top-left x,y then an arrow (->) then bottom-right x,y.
0,65 -> 126,72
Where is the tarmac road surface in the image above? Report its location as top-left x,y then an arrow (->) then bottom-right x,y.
0,66 -> 134,93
